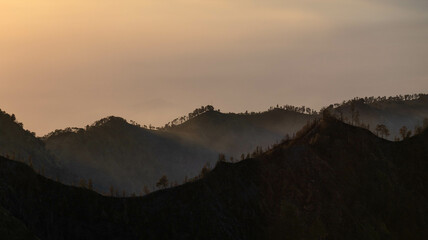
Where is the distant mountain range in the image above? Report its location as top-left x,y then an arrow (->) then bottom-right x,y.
0,94 -> 427,194
1,116 -> 427,239
329,94 -> 428,139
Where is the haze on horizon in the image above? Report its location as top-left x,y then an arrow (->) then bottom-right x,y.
1,0 -> 428,136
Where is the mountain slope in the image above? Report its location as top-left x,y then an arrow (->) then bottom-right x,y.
330,94 -> 428,139
43,116 -> 216,193
265,117 -> 428,239
4,94 -> 428,196
165,109 -> 316,157
43,110 -> 315,193
0,109 -> 66,181
42,95 -> 428,195
0,206 -> 39,240
1,117 -> 428,239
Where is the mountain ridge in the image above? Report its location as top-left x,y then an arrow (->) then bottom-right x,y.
1,94 -> 427,194
1,117 -> 427,239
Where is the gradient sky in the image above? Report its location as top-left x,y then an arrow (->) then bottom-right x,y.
1,0 -> 428,136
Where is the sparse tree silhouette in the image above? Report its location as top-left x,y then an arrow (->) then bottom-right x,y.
218,153 -> 226,162
199,163 -> 211,178
88,179 -> 93,191
28,156 -> 33,169
329,94 -> 425,111
375,124 -> 389,138
350,102 -> 356,125
354,110 -> 360,126
414,124 -> 424,135
320,107 -> 333,119
160,105 -> 216,129
251,146 -> 263,157
336,108 -> 344,121
143,185 -> 150,195
423,118 -> 428,130
156,175 -> 169,189
375,125 -> 381,136
79,179 -> 87,188
399,126 -> 412,140
383,126 -> 390,138
109,185 -> 114,196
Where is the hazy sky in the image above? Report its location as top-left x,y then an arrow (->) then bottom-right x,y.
1,0 -> 428,135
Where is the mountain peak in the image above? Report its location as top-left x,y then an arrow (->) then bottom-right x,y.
92,116 -> 129,128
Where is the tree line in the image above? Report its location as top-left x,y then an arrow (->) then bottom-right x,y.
330,93 -> 426,108
160,105 -> 216,129
322,105 -> 428,141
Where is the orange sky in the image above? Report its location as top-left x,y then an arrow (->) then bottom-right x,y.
1,0 -> 428,135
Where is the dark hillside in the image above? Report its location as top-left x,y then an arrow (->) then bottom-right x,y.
43,116 -> 216,193
1,117 -> 428,239
0,109 -> 67,181
165,109 -> 316,157
264,117 -> 428,239
0,206 -> 39,240
41,96 -> 428,195
331,94 -> 428,139
43,109 -> 314,193
0,155 -> 266,240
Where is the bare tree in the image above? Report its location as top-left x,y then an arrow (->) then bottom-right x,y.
399,126 -> 412,140
199,163 -> 211,178
218,153 -> 226,162
79,179 -> 87,188
156,175 -> 169,189
375,124 -> 389,138
88,179 -> 93,191
143,185 -> 150,195
109,185 -> 114,196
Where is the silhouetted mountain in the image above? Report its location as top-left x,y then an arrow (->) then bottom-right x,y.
43,109 -> 315,193
43,116 -> 216,193
2,94 -> 428,196
36,95 -> 428,194
1,117 -> 427,239
0,109 -> 67,181
329,94 -> 428,139
165,109 -> 316,157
